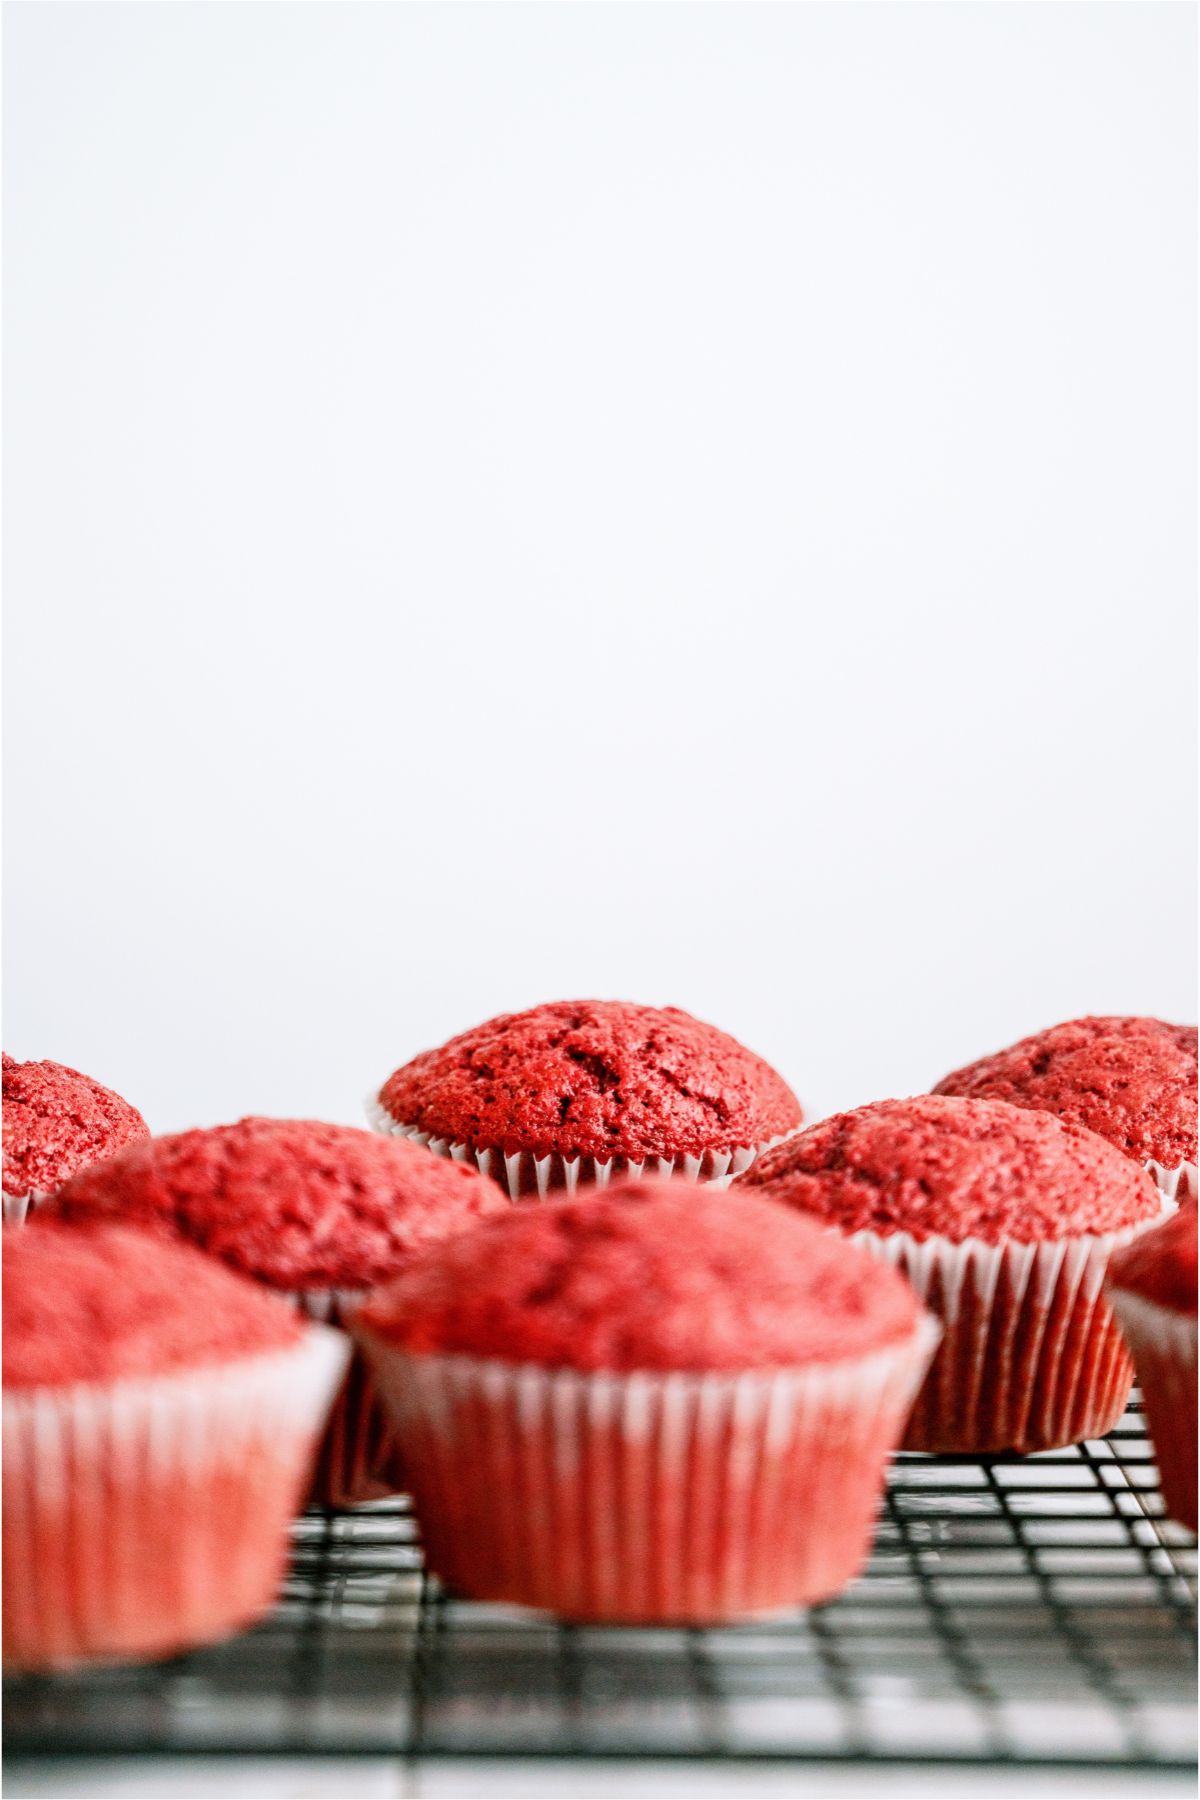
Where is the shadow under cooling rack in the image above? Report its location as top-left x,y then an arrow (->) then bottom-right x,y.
5,1400 -> 1196,1771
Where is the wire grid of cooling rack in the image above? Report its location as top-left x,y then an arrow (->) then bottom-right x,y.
4,1400 -> 1196,1771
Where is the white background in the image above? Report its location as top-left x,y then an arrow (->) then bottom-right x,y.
4,2 -> 1196,1138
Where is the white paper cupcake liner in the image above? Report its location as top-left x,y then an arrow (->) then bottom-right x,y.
1107,1285 -> 1198,1531
843,1215 -> 1163,1454
1145,1158 -> 1197,1206
283,1287 -> 405,1507
2,1189 -> 393,1507
354,1315 -> 939,1624
368,1098 -> 797,1200
3,1187 -> 52,1225
288,1287 -> 366,1326
2,1325 -> 348,1671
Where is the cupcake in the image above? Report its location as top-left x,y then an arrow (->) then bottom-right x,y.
373,1000 -> 802,1200
739,1095 -> 1163,1454
47,1118 -> 509,1506
353,1181 -> 937,1624
1107,1203 -> 1197,1531
3,1221 -> 347,1670
934,1017 -> 1197,1203
3,1053 -> 149,1223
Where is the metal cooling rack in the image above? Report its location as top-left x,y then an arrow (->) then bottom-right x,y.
5,1400 -> 1196,1773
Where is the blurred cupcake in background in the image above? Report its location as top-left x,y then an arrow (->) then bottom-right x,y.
739,1095 -> 1163,1453
46,1117 -> 509,1506
933,1016 -> 1197,1203
354,1179 -> 937,1624
3,1053 -> 149,1223
1107,1202 -> 1198,1531
3,1221 -> 346,1670
373,999 -> 802,1199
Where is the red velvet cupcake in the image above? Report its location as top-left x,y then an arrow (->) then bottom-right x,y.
1107,1204 -> 1197,1531
354,1181 -> 937,1624
48,1118 -> 509,1506
934,1017 -> 1197,1203
3,1222 -> 346,1670
739,1096 -> 1162,1453
3,1053 -> 149,1223
373,1000 -> 802,1200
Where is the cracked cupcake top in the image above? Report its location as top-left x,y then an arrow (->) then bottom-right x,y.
357,1179 -> 920,1372
377,1001 -> 802,1161
933,1016 -> 1197,1169
738,1095 -> 1161,1244
3,1053 -> 149,1199
48,1117 -> 509,1292
5,1220 -> 303,1389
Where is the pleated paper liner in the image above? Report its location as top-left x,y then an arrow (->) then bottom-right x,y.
2,1326 -> 348,1671
3,1188 -> 51,1226
844,1215 -> 1167,1453
1145,1157 -> 1197,1206
0,1223 -> 403,1510
284,1288 -> 407,1508
1107,1286 -> 1198,1531
368,1099 -> 796,1199
354,1315 -> 940,1625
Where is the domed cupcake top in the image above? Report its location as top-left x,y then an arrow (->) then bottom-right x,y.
739,1095 -> 1160,1244
3,1053 -> 149,1199
4,1220 -> 303,1389
1108,1202 -> 1197,1313
49,1117 -> 509,1292
377,1001 -> 802,1161
933,1016 -> 1197,1168
356,1179 -> 920,1373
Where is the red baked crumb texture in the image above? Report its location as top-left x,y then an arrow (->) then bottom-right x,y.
378,1001 -> 802,1161
739,1095 -> 1160,1244
48,1118 -> 510,1292
2,1053 -> 149,1199
4,1220 -> 303,1389
358,1179 -> 920,1372
933,1017 -> 1198,1168
1108,1202 -> 1198,1313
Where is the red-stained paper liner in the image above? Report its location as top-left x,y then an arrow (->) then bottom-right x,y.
0,1240 -> 398,1510
287,1289 -> 406,1508
1106,1287 -> 1197,1532
843,1220 -> 1164,1454
367,1099 -> 796,1200
0,1212 -> 397,1508
1145,1158 -> 1197,1206
353,1316 -> 940,1625
2,1326 -> 348,1671
3,1188 -> 51,1226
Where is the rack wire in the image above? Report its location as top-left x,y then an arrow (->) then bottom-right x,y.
5,1399 -> 1196,1771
